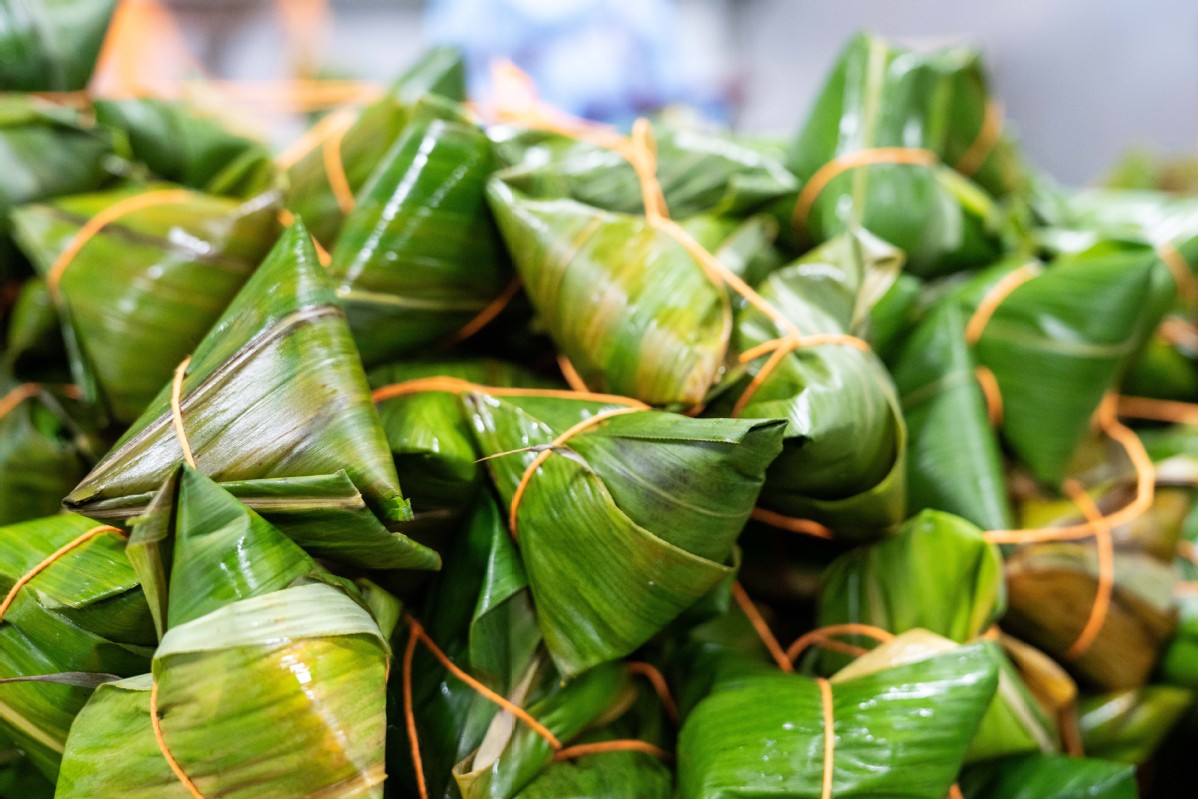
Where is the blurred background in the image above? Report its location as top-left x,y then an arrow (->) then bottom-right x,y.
131,0 -> 1198,185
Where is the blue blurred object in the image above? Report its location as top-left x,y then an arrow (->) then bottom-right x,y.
425,0 -> 730,124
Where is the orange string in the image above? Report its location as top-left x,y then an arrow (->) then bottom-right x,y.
948,785 -> 965,799
0,384 -> 42,421
626,662 -> 679,723
170,357 -> 197,469
551,740 -> 672,762
556,354 -> 592,393
1158,317 -> 1198,351
1061,480 -> 1115,660
730,582 -> 793,672
817,677 -> 835,799
0,525 -> 124,622
983,397 -> 1155,543
974,366 -> 1005,426
732,333 -> 872,417
749,507 -> 834,540
402,622 -> 429,799
276,107 -> 358,170
1155,242 -> 1198,307
1175,582 -> 1198,597
150,679 -> 206,799
46,189 -> 195,301
963,262 -> 1040,432
785,624 -> 897,665
508,407 -> 647,536
197,80 -> 383,111
407,617 -> 561,747
792,148 -> 940,231
277,208 -> 331,266
370,376 -> 644,407
446,277 -> 524,344
1116,394 -> 1198,425
322,114 -> 355,214
954,101 -> 1004,178
401,616 -> 669,799
964,262 -> 1041,347
1178,541 -> 1198,567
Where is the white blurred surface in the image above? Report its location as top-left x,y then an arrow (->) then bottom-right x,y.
170,0 -> 1198,184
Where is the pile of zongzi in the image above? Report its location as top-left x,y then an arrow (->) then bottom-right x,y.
4,20 -> 1198,799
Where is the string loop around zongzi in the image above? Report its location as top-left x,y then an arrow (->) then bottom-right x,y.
954,101 -> 1004,178
150,679 -> 206,799
46,189 -> 195,301
370,375 -> 644,407
508,406 -> 648,536
786,623 -> 897,665
1155,241 -> 1198,307
792,147 -> 940,230
983,396 -> 1155,543
1060,479 -> 1115,660
0,525 -> 125,622
733,583 -> 965,799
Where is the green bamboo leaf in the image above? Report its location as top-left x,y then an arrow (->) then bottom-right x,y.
819,510 -> 1005,646
486,178 -> 736,406
512,742 -> 671,799
492,122 -> 797,219
286,46 -> 466,246
1003,540 -> 1177,690
0,730 -> 55,798
94,99 -> 278,198
960,754 -> 1137,798
453,658 -> 634,799
1079,684 -> 1193,764
0,378 -> 89,525
389,497 -> 542,799
1163,496 -> 1198,687
892,300 -> 1012,528
56,583 -> 389,799
330,110 -> 515,365
870,272 -> 923,362
467,392 -> 784,674
788,33 -> 1007,276
0,513 -> 153,781
62,221 -> 437,570
0,97 -> 114,282
816,512 -> 1070,761
957,254 -> 1160,485
677,638 -> 1000,799
13,183 -> 281,423
709,232 -> 907,537
4,277 -> 70,382
369,360 -> 557,525
0,0 -> 115,91
126,466 -> 317,637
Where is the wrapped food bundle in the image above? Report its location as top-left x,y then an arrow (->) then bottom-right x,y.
4,26 -> 1198,799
